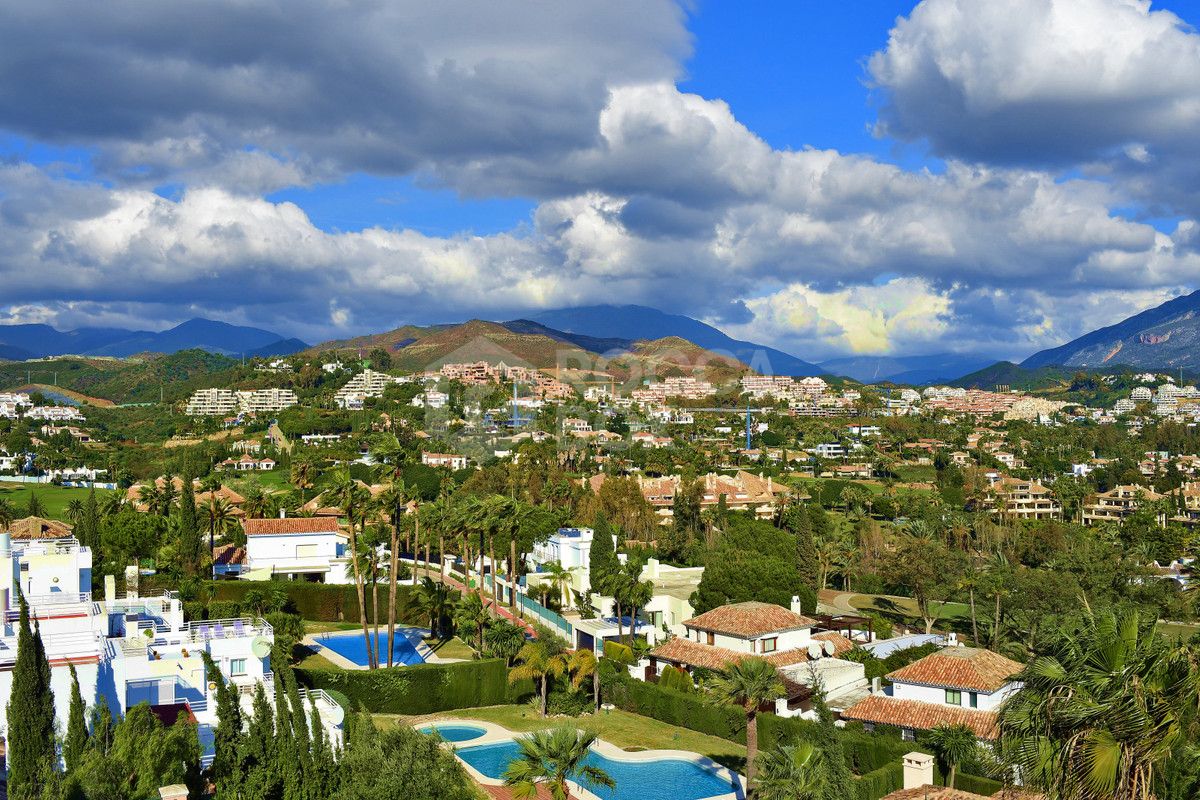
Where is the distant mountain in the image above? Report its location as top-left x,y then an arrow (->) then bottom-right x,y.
949,361 -> 1075,391
526,305 -> 823,376
0,318 -> 307,359
499,319 -> 635,356
1022,289 -> 1200,370
819,353 -> 995,385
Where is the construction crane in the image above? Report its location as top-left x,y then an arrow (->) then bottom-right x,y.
686,403 -> 773,450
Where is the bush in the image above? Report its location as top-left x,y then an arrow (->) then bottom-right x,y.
952,772 -> 1003,796
203,580 -> 424,623
297,658 -> 518,714
656,664 -> 693,693
602,668 -> 745,741
603,641 -> 634,665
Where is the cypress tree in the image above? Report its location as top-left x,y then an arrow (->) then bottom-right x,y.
63,664 -> 88,773
24,492 -> 46,519
273,671 -> 302,800
7,593 -> 57,800
202,652 -> 244,794
588,513 -> 619,595
783,503 -> 820,591
243,683 -> 280,800
179,470 -> 201,575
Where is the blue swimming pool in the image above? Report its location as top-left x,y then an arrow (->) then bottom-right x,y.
456,740 -> 736,800
315,628 -> 425,667
418,723 -> 488,742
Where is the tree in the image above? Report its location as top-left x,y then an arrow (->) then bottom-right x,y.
755,741 -> 845,800
25,491 -> 46,518
63,663 -> 88,773
588,513 -> 619,594
453,592 -> 489,654
179,472 -> 202,575
509,641 -> 566,717
998,609 -> 1198,800
709,657 -> 784,795
484,620 -> 527,666
926,723 -> 977,789
416,576 -> 453,639
541,561 -> 576,611
886,534 -> 962,634
330,469 -> 375,668
368,347 -> 393,370
7,593 -> 57,800
336,717 -> 476,800
567,648 -> 601,709
502,727 -> 614,800
202,496 -> 238,577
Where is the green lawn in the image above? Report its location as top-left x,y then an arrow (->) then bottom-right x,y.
224,470 -> 292,494
425,637 -> 476,660
1158,622 -> 1200,641
0,482 -> 95,520
846,593 -> 971,624
303,620 -> 363,634
385,705 -> 747,772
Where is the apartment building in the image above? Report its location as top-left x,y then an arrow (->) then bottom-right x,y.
588,470 -> 788,524
421,451 -> 469,470
235,388 -> 298,413
1083,484 -> 1167,526
334,369 -> 400,409
185,389 -> 239,416
25,405 -> 85,422
990,476 -> 1061,521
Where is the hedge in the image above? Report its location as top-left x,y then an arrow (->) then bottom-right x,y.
296,658 -> 532,715
199,580 -> 426,624
952,772 -> 1003,796
603,672 -> 746,742
854,762 -> 903,800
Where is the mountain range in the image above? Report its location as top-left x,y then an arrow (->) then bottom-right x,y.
0,318 -> 307,360
817,353 -> 996,385
1022,289 -> 1200,371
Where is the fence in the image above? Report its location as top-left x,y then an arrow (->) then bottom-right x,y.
517,593 -> 573,640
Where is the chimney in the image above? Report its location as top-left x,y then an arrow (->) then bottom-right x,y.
872,676 -> 881,694
902,752 -> 935,790
279,508 -> 286,519
158,785 -> 189,800
104,574 -> 116,604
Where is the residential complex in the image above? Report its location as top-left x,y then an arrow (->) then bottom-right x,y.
185,387 -> 298,416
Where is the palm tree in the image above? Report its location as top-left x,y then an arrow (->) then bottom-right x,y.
502,727 -> 614,800
65,499 -> 85,525
242,486 -> 268,519
204,496 -> 239,575
453,592 -> 489,654
925,723 -> 977,789
509,641 -> 566,717
138,483 -> 164,516
541,561 -> 576,611
755,741 -> 836,800
567,648 -> 600,709
290,456 -> 317,501
484,620 -> 527,666
376,478 -> 414,667
100,490 -> 124,518
709,657 -> 785,794
998,609 -> 1198,800
328,469 -> 375,669
415,576 -> 453,639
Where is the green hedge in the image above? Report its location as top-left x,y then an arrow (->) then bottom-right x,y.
296,658 -> 530,715
952,772 -> 1003,796
603,671 -> 746,742
202,581 -> 425,624
854,762 -> 902,800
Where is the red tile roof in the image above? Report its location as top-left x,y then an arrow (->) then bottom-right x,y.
685,602 -> 816,638
242,517 -> 342,536
840,695 -> 999,739
883,788 -> 1040,800
213,544 -> 246,566
887,647 -> 1022,692
8,516 -> 73,540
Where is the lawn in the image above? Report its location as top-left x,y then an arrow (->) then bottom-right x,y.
845,593 -> 971,626
425,636 -> 477,660
1158,622 -> 1200,641
0,481 -> 95,520
386,705 -> 747,772
224,469 -> 293,494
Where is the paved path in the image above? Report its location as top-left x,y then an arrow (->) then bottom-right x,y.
435,571 -> 538,638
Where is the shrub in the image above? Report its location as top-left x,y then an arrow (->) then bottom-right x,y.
602,668 -> 745,741
952,772 -> 1003,796
854,762 -> 903,800
296,659 -> 514,715
603,641 -> 634,665
656,665 -> 692,693
204,580 -> 424,623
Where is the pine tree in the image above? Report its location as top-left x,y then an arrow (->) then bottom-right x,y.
7,593 -> 58,800
588,513 -> 619,594
783,503 -> 820,591
24,492 -> 46,519
179,470 -> 201,575
63,664 -> 89,773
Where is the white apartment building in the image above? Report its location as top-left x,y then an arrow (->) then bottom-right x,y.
186,388 -> 298,416
335,369 -> 400,409
185,389 -> 239,416
0,531 -> 343,766
234,388 -> 299,413
25,406 -> 85,422
421,452 -> 469,470
242,517 -> 351,583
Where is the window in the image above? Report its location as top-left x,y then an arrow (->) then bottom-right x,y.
969,692 -> 978,708
296,543 -> 320,559
901,728 -> 915,741
706,632 -> 715,646
761,637 -> 778,653
229,658 -> 248,676
945,689 -> 962,705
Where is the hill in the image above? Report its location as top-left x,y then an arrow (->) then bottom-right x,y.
384,320 -> 596,371
0,350 -> 241,404
1022,289 -> 1200,370
819,353 -> 994,385
949,361 -> 1075,391
607,336 -> 748,383
0,318 -> 307,359
526,305 -> 823,376
303,324 -> 439,357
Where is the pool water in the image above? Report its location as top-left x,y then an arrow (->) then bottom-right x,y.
316,628 -> 425,667
456,740 -> 735,800
418,723 -> 488,742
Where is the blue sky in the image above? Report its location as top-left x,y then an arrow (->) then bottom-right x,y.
0,0 -> 1199,361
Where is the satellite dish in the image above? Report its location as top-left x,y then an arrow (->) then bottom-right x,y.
822,640 -> 836,656
807,643 -> 822,659
251,636 -> 272,659
323,701 -> 345,725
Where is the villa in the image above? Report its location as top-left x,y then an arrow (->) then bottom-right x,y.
1082,484 -> 1167,526
242,516 -> 351,583
645,600 -> 866,718
0,530 -> 343,766
841,646 -> 1023,740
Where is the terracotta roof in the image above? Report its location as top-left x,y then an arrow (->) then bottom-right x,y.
213,544 -> 246,566
883,788 -> 1040,800
686,601 -> 816,638
242,517 -> 342,536
887,647 -> 1021,692
812,631 -> 855,656
650,637 -> 746,671
840,695 -> 999,739
9,516 -> 73,540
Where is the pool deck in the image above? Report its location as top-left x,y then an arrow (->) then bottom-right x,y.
302,627 -> 465,670
418,718 -> 746,800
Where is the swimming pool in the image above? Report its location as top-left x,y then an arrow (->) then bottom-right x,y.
456,740 -> 737,800
315,628 -> 426,667
418,723 -> 488,742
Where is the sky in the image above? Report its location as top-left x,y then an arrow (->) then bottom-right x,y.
2,0 -> 1200,362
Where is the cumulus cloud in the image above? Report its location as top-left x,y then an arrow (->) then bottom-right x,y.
868,0 -> 1200,213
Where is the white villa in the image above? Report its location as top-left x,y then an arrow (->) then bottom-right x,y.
842,646 -> 1023,740
242,517 -> 351,583
0,530 -> 343,766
